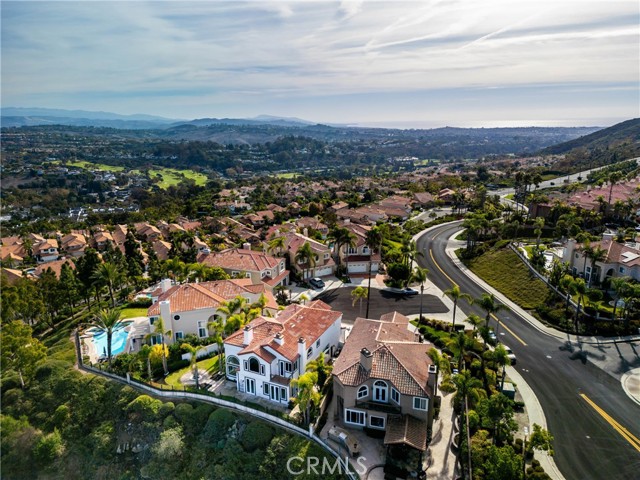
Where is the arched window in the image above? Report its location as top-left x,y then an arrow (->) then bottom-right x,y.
373,380 -> 388,403
249,357 -> 260,373
357,385 -> 368,400
226,356 -> 240,379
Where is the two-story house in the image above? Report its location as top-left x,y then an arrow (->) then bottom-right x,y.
282,231 -> 335,279
33,239 -> 59,263
147,279 -> 278,344
563,235 -> 640,283
332,312 -> 437,454
198,247 -> 290,289
60,233 -> 87,258
337,223 -> 381,275
223,300 -> 342,405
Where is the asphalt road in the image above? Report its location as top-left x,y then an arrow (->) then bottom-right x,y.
417,222 -> 640,480
316,287 -> 448,323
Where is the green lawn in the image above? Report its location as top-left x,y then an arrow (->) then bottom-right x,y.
164,355 -> 221,388
53,160 -> 125,172
274,172 -> 300,179
148,167 -> 208,189
119,307 -> 148,319
465,248 -> 549,310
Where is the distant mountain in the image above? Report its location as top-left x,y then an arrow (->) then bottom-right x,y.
174,115 -> 320,128
540,118 -> 639,155
1,107 -> 178,122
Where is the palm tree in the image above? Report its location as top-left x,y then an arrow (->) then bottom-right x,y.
534,217 -> 545,248
475,293 -> 508,333
608,171 -> 622,206
587,246 -> 607,287
452,369 -> 483,410
447,331 -> 473,373
580,240 -> 593,280
443,285 -> 473,331
186,262 -> 207,283
560,274 -> 577,314
183,343 -> 204,389
291,371 -> 320,426
295,242 -> 316,281
350,286 -> 368,317
611,277 -> 631,321
411,266 -> 429,326
267,235 -> 286,257
92,262 -> 123,308
427,347 -> 449,396
90,308 -> 124,367
400,239 -> 419,267
207,316 -> 225,373
492,344 -> 511,391
298,293 -> 310,305
306,352 -> 332,389
328,226 -> 355,269
365,226 -> 384,318
573,278 -> 587,331
466,314 -> 483,338
145,316 -> 172,376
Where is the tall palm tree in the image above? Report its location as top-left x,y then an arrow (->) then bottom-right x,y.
466,314 -> 483,339
573,278 -> 587,330
295,241 -> 316,281
365,226 -> 384,318
611,277 -> 631,321
305,352 -> 332,389
291,371 -> 320,426
411,266 -> 429,326
267,235 -> 286,257
182,343 -> 204,389
145,316 -> 172,376
92,262 -> 123,308
534,217 -> 545,248
328,226 -> 354,269
207,316 -> 225,373
447,331 -> 473,373
492,344 -> 511,391
475,293 -> 508,335
580,240 -> 593,280
607,171 -> 622,206
443,285 -> 473,331
400,239 -> 419,267
350,286 -> 368,318
452,369 -> 483,410
587,246 -> 607,287
90,308 -> 124,367
427,347 -> 449,396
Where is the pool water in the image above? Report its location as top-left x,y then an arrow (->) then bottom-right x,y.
93,325 -> 130,358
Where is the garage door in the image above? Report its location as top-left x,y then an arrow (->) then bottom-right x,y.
315,266 -> 333,277
348,263 -> 367,273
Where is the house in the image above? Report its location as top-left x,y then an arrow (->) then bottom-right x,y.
147,279 -> 279,344
33,239 -> 59,263
563,235 -> 640,283
1,267 -> 24,285
112,224 -> 128,253
60,233 -> 87,258
296,217 -> 329,238
282,231 -> 335,279
198,247 -> 289,289
223,300 -> 343,405
332,312 -> 437,453
92,231 -> 114,251
152,240 -> 173,261
134,222 -> 162,242
242,210 -> 276,228
336,223 -> 381,275
413,192 -> 435,208
33,258 -> 75,279
0,243 -> 26,266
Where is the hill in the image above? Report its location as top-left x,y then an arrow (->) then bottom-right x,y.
540,118 -> 640,155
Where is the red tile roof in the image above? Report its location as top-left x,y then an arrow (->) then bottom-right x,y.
199,248 -> 281,272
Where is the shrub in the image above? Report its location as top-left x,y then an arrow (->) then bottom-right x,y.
126,394 -> 163,420
201,408 -> 237,444
241,421 -> 275,452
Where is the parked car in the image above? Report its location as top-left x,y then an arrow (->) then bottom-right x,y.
309,277 -> 325,289
384,287 -> 419,296
487,329 -> 497,345
503,345 -> 517,365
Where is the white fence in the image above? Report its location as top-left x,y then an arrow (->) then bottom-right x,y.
181,343 -> 218,361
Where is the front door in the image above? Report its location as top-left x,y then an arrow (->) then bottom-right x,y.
245,378 -> 256,395
270,384 -> 280,402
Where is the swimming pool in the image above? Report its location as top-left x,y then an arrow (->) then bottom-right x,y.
92,324 -> 130,358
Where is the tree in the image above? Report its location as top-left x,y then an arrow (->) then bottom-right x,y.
611,276 -> 631,320
452,369 -> 484,410
305,352 -> 332,389
89,308 -> 125,367
295,242 -> 316,281
350,286 -> 368,317
573,278 -> 587,330
478,393 -> 517,445
476,293 -> 508,333
466,314 -> 484,338
365,225 -> 384,318
146,316 -> 172,376
92,262 -> 123,308
443,285 -> 473,331
75,248 -> 101,305
182,343 -> 204,389
267,235 -> 286,257
328,226 -> 355,269
427,347 -> 449,396
528,423 -> 555,456
58,262 -> 81,312
533,217 -> 545,248
607,171 -> 622,206
587,246 -> 607,287
291,371 -> 320,426
492,344 -> 511,391
447,331 -> 473,373
411,266 -> 429,326
207,316 -> 225,373
0,321 -> 47,388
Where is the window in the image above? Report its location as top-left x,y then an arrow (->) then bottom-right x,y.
245,272 -> 251,278
174,331 -> 184,341
363,246 -> 370,254
316,339 -> 321,348
249,357 -> 260,373
198,321 -> 207,338
413,397 -> 428,411
261,271 -> 267,278
357,386 -> 368,399
149,316 -> 158,325
373,380 -> 388,403
348,246 -> 357,254
226,356 -> 240,379
307,346 -> 313,358
345,409 -> 365,425
619,267 -> 626,274
391,388 -> 400,404
173,314 -> 181,321
324,253 -> 329,260
369,416 -> 385,429
263,383 -> 270,395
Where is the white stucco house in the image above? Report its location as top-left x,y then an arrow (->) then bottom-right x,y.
223,300 -> 343,405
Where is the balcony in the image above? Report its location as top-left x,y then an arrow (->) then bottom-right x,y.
355,400 -> 401,415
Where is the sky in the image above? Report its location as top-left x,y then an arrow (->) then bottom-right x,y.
2,0 -> 639,128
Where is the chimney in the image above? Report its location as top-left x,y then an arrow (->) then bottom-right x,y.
243,325 -> 253,346
159,301 -> 171,331
303,227 -> 309,237
360,348 -> 373,372
427,364 -> 438,393
161,278 -> 172,293
274,332 -> 284,346
298,337 -> 307,373
242,242 -> 251,251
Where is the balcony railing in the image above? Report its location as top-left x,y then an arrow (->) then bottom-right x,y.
355,399 -> 401,414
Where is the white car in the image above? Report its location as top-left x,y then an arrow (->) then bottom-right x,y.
503,345 -> 517,365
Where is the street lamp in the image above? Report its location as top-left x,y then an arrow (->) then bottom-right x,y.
523,426 -> 529,479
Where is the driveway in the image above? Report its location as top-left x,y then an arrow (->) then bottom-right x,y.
316,286 -> 448,322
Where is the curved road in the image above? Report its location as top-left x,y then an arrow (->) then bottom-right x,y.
417,221 -> 640,480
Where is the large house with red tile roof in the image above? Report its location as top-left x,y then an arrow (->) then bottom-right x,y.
198,247 -> 289,289
332,312 -> 437,453
223,300 -> 343,405
33,239 -> 59,263
147,279 -> 278,344
281,231 -> 335,279
61,233 -> 87,258
337,223 -> 381,275
563,235 -> 640,283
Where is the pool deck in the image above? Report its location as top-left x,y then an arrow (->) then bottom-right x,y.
82,317 -> 149,363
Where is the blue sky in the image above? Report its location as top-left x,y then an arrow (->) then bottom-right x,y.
2,1 -> 638,127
